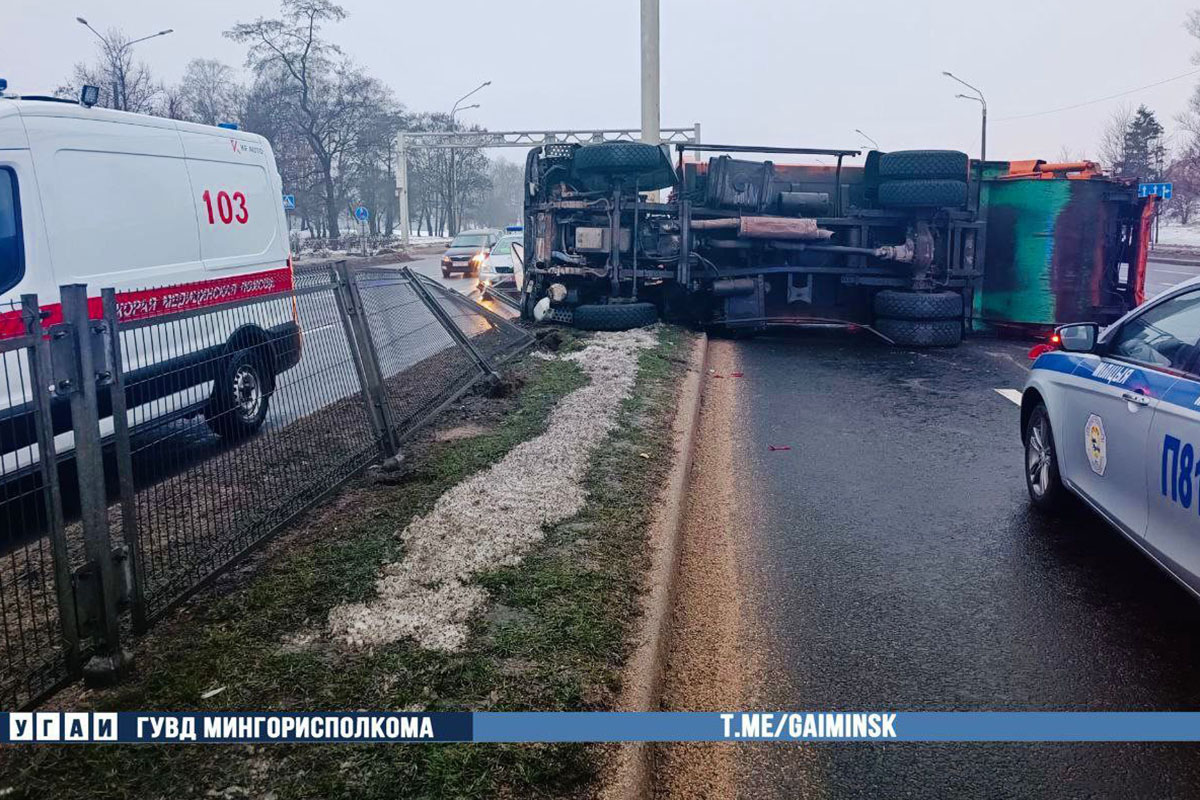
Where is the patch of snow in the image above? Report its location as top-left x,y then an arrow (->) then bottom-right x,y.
1155,222 -> 1200,248
328,327 -> 658,651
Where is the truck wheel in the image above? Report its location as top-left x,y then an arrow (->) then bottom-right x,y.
877,179 -> 968,209
573,142 -> 663,175
873,290 -> 963,320
875,317 -> 962,348
878,150 -> 969,180
1024,403 -> 1067,512
572,302 -> 658,331
206,348 -> 272,439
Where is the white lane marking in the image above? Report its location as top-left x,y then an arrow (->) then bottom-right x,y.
1147,267 -> 1200,278
306,323 -> 335,334
995,388 -> 1023,406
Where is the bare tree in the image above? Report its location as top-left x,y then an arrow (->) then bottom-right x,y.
1168,145 -> 1200,225
179,59 -> 244,126
227,0 -> 350,237
61,27 -> 163,113
157,84 -> 189,120
1099,104 -> 1134,175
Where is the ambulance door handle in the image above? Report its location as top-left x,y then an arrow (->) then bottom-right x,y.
1121,391 -> 1150,407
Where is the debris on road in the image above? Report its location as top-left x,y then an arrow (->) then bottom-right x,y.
328,328 -> 658,651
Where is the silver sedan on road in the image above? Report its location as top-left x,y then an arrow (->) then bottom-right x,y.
1022,277 -> 1200,595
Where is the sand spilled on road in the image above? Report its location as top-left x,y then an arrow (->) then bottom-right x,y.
328,328 -> 657,652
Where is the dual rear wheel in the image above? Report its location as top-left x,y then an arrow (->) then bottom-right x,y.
873,290 -> 963,348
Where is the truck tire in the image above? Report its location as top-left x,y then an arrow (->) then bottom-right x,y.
878,150 -> 969,180
573,142 -> 662,175
877,179 -> 968,209
875,317 -> 962,348
206,348 -> 272,439
873,290 -> 963,320
572,302 -> 658,331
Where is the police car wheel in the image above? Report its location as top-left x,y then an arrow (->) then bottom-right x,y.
1024,403 -> 1066,512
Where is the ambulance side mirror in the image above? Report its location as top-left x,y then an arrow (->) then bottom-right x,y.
1057,323 -> 1098,353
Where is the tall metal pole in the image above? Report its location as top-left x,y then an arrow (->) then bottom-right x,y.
447,83 -> 489,237
980,103 -> 988,163
944,71 -> 987,162
397,134 -> 411,248
641,0 -> 660,146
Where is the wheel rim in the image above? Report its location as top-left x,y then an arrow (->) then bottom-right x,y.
232,364 -> 262,421
1026,417 -> 1052,498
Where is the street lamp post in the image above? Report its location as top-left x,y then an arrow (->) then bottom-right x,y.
942,71 -> 987,162
854,128 -> 880,150
447,81 -> 490,236
76,17 -> 173,111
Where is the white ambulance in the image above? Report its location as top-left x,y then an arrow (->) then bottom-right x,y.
0,93 -> 300,465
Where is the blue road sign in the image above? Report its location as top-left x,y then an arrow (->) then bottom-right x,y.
282,194 -> 295,210
1138,182 -> 1173,199
354,205 -> 369,222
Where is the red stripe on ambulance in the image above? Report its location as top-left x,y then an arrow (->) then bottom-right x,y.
0,265 -> 294,339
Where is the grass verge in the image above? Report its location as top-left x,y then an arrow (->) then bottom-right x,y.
1,325 -> 691,800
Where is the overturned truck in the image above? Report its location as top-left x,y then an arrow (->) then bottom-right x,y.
519,142 -> 1149,346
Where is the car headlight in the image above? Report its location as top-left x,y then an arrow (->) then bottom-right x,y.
471,253 -> 486,267
442,256 -> 452,266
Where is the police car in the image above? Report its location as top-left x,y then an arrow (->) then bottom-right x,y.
1022,278 -> 1200,594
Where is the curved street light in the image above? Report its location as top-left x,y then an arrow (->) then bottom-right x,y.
854,128 -> 880,150
76,17 -> 174,111
447,81 -> 491,235
943,71 -> 987,161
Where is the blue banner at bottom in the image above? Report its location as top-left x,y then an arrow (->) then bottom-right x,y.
7,711 -> 1200,744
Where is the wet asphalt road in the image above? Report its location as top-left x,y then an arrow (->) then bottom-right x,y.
723,330 -> 1200,797
1146,256 -> 1200,298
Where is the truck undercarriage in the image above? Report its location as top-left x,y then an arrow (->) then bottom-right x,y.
520,141 -> 987,346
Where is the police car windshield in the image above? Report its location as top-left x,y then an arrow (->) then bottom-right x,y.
0,168 -> 20,294
1111,290 -> 1200,372
491,238 -> 515,255
451,234 -> 489,248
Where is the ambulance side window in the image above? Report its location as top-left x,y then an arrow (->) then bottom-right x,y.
0,168 -> 22,294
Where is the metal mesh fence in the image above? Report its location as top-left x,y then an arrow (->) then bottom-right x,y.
0,262 -> 532,709
116,282 -> 379,621
417,275 -> 532,365
0,299 -> 78,710
352,268 -> 484,436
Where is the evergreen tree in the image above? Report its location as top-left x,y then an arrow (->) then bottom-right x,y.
1119,105 -> 1166,180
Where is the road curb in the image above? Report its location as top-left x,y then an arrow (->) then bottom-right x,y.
1148,255 -> 1200,268
604,331 -> 709,800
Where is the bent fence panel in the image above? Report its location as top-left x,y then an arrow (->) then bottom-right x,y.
1,262 -> 531,709
112,276 -> 380,623
351,268 -> 486,440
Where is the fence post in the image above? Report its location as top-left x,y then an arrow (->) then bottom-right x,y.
58,284 -> 130,684
331,261 -> 399,456
403,267 -> 501,382
21,294 -> 80,677
101,289 -> 147,634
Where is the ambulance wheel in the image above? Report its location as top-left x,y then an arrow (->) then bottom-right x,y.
207,348 -> 272,439
1024,403 -> 1066,513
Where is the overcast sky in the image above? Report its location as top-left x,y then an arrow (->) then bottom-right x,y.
5,0 -> 1199,164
